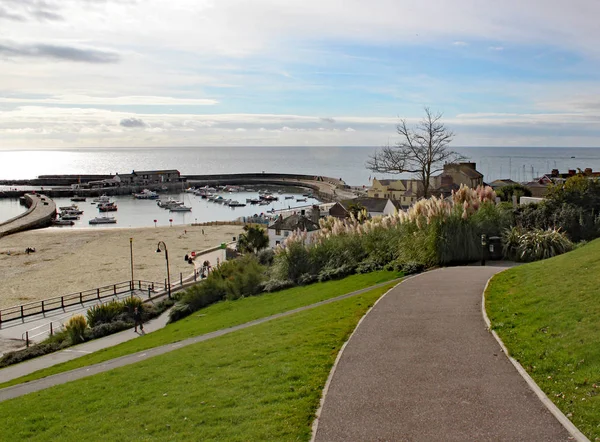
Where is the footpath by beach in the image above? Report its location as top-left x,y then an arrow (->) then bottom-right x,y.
0,225 -> 243,310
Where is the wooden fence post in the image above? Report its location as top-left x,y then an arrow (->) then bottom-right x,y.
20,305 -> 24,319
41,300 -> 45,314
61,296 -> 64,309
80,292 -> 83,304
26,331 -> 29,347
97,288 -> 100,300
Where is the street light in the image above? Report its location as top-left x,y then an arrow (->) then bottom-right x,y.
129,237 -> 134,286
156,241 -> 171,299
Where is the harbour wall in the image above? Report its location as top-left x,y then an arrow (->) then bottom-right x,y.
0,194 -> 56,238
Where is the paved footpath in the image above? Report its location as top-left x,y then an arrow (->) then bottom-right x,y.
314,266 -> 573,441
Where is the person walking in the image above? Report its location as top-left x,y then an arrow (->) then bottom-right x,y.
133,306 -> 144,333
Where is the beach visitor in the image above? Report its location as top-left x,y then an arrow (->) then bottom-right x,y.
133,306 -> 144,333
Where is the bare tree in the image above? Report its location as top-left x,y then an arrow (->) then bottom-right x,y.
366,107 -> 465,198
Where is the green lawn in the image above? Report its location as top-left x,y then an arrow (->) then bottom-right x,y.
486,240 -> 600,439
0,283 -> 394,441
0,271 -> 400,389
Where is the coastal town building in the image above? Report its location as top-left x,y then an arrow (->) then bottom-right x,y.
488,179 -> 517,190
267,214 -> 320,247
116,170 -> 181,186
368,162 -> 484,206
340,197 -> 397,218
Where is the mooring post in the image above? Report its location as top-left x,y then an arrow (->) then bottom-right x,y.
26,331 -> 29,347
41,300 -> 45,314
180,272 -> 183,286
50,322 -> 53,336
61,296 -> 64,309
20,305 -> 24,319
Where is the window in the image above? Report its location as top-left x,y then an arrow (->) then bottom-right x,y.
284,231 -> 289,237
275,229 -> 281,235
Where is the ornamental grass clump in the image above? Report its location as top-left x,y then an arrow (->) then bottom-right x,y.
65,315 -> 87,345
503,227 -> 573,262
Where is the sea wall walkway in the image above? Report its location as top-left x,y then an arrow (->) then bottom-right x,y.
313,266 -> 576,441
0,194 -> 55,238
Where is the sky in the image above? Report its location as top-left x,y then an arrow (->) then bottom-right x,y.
1,0 -> 600,148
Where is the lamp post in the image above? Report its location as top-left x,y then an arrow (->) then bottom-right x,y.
129,237 -> 134,286
156,241 -> 171,299
481,234 -> 487,266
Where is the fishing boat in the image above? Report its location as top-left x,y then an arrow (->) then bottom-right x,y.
59,204 -> 79,211
70,196 -> 86,202
228,200 -> 246,207
60,214 -> 80,220
62,208 -> 84,215
169,205 -> 192,212
89,216 -> 116,224
98,202 -> 117,212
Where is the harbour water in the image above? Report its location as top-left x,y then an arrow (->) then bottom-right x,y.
0,187 -> 321,227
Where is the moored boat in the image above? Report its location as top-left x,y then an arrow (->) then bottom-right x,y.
89,216 -> 117,224
70,196 -> 86,202
169,205 -> 192,212
98,202 -> 117,212
133,189 -> 159,199
228,200 -> 246,207
53,219 -> 75,226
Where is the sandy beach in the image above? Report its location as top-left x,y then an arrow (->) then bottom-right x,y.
0,225 -> 244,309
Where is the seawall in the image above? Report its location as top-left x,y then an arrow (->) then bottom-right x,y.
0,194 -> 56,238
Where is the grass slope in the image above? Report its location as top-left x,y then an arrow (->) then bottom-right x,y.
486,240 -> 600,439
0,271 -> 400,389
0,283 -> 394,441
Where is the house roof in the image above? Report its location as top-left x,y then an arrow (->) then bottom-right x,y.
489,179 -> 517,188
268,214 -> 320,232
460,167 -> 484,179
341,197 -> 390,213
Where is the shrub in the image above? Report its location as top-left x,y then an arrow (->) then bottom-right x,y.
168,302 -> 194,323
402,261 -> 425,275
86,300 -> 123,327
122,296 -> 144,314
85,320 -> 132,340
257,248 -> 275,266
0,342 -> 64,368
318,264 -> 355,282
273,238 -> 313,283
65,315 -> 87,344
356,260 -> 381,274
260,278 -> 295,293
297,273 -> 317,285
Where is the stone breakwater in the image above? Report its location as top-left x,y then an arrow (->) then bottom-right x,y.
0,194 -> 56,238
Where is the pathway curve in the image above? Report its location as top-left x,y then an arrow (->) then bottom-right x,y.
313,266 -> 573,441
0,279 -> 399,401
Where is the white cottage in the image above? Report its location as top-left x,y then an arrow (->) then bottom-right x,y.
267,214 -> 320,248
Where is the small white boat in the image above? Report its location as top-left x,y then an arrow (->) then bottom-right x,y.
89,216 -> 116,224
59,204 -> 78,211
70,196 -> 86,202
228,200 -> 246,207
93,195 -> 110,203
133,189 -> 159,199
169,205 -> 192,212
157,198 -> 183,208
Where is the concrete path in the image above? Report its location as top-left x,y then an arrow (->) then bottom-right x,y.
0,279 -> 398,401
313,266 -> 573,441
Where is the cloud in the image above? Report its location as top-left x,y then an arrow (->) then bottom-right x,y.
320,117 -> 336,124
452,41 -> 468,46
345,127 -> 356,132
0,41 -> 120,63
488,46 -> 504,51
0,95 -> 218,106
0,7 -> 25,21
119,117 -> 146,128
0,0 -> 63,22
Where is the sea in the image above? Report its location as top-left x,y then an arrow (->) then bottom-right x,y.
2,145 -> 600,226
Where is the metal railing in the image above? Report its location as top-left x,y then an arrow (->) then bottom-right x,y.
0,280 -> 164,325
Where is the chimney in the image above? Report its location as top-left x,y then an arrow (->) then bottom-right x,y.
551,169 -> 559,177
585,168 -> 593,176
310,205 -> 320,223
460,162 -> 476,170
568,169 -> 576,176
